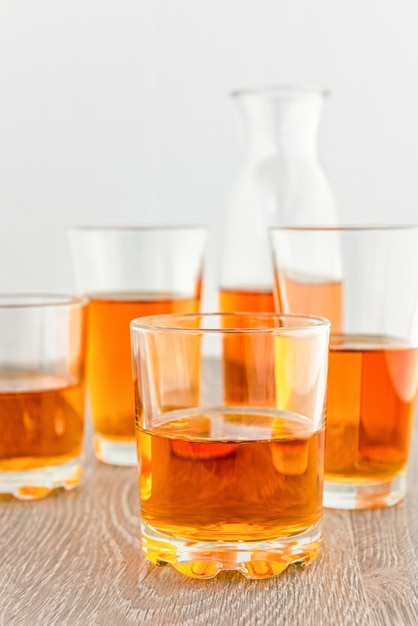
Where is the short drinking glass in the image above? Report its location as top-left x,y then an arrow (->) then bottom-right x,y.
0,295 -> 88,500
131,312 -> 330,579
69,226 -> 207,466
270,225 -> 418,509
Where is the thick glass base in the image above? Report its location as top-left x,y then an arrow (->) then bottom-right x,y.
141,520 -> 322,579
93,434 -> 137,467
0,458 -> 82,500
323,472 -> 406,510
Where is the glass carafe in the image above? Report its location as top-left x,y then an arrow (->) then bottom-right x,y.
218,85 -> 338,313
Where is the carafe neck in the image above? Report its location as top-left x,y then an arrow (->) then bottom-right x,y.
232,86 -> 327,159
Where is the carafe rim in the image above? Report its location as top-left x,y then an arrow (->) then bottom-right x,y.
230,84 -> 329,99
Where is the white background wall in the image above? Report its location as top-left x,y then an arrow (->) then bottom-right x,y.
1,1 -> 418,309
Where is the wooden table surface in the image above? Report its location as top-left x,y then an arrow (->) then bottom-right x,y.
1,419 -> 418,626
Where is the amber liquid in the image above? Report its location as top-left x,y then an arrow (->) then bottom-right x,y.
326,335 -> 418,483
0,375 -> 85,471
274,274 -> 343,332
87,293 -> 200,442
138,408 -> 324,543
218,289 -> 276,406
219,288 -> 275,314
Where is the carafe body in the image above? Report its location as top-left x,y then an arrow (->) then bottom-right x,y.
219,86 -> 337,313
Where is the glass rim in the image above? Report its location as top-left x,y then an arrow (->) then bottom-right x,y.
269,224 -> 418,233
230,84 -> 329,99
0,294 -> 88,309
130,311 -> 331,334
68,224 -> 208,233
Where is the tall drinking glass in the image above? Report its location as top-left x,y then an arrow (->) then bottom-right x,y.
131,312 -> 330,579
270,226 -> 418,509
69,226 -> 207,466
0,295 -> 88,500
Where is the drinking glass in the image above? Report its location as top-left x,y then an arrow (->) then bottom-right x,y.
270,226 -> 418,509
69,226 -> 207,466
131,312 -> 330,579
0,294 -> 88,500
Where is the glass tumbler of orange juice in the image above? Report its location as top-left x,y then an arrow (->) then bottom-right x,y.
270,226 -> 418,509
131,312 -> 329,579
69,226 -> 207,466
0,294 -> 88,500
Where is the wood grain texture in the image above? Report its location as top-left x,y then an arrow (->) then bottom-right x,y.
1,422 -> 417,626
